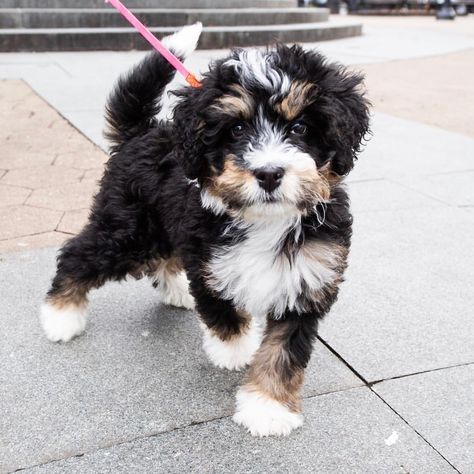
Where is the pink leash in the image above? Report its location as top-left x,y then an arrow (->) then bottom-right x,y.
105,0 -> 201,88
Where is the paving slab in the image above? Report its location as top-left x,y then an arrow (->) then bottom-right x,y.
373,365 -> 474,473
0,247 -> 362,472
361,49 -> 474,138
25,179 -> 99,211
56,208 -> 90,235
395,170 -> 474,208
0,230 -> 69,253
2,165 -> 83,189
53,148 -> 108,170
315,16 -> 474,64
319,205 -> 474,382
0,148 -> 55,170
0,183 -> 31,207
61,108 -> 107,151
347,178 -> 444,214
0,205 -> 63,240
348,113 -> 474,184
23,387 -> 454,474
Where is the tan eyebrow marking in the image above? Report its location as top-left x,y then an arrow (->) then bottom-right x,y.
275,81 -> 319,121
213,84 -> 255,119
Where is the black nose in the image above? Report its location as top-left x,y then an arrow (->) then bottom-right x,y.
253,167 -> 285,193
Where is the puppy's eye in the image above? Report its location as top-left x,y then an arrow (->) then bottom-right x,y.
230,123 -> 245,139
290,122 -> 307,136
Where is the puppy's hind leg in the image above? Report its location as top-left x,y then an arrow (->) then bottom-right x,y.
40,277 -> 89,344
40,227 -> 140,342
151,258 -> 195,310
41,240 -> 94,343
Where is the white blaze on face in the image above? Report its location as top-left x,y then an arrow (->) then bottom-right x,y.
242,114 -> 317,207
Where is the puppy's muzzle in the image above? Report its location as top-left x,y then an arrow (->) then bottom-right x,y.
253,167 -> 285,193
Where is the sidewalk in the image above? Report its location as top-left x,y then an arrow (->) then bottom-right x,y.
0,80 -> 105,252
1,16 -> 473,473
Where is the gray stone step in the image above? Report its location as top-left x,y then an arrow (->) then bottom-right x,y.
0,8 -> 329,29
0,21 -> 362,52
0,0 -> 296,8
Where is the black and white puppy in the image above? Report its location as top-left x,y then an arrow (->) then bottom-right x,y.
40,23 -> 370,437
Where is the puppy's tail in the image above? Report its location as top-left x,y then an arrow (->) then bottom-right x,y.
104,22 -> 202,153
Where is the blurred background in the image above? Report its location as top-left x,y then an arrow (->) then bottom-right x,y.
0,0 -> 472,51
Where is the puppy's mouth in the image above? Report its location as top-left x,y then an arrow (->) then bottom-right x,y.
202,157 -> 336,219
260,192 -> 280,203
224,184 -> 325,219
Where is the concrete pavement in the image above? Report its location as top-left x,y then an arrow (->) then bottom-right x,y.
1,15 -> 473,473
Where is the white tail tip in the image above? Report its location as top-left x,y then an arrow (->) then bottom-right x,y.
162,22 -> 203,59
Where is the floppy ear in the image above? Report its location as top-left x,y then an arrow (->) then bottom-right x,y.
322,70 -> 371,176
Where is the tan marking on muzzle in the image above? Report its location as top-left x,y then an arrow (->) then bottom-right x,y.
319,162 -> 343,186
206,156 -> 254,200
292,166 -> 331,203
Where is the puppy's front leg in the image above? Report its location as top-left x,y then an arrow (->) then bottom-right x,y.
193,287 -> 263,370
233,315 -> 318,437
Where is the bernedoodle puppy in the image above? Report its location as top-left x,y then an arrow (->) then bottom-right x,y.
40,23 -> 370,437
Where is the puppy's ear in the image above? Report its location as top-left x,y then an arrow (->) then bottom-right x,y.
322,70 -> 371,176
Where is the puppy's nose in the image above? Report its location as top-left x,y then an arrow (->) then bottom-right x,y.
253,167 -> 284,193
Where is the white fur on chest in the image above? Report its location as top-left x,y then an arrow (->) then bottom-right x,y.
206,219 -> 339,318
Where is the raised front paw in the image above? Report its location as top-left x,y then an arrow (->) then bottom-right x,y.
200,319 -> 263,371
156,271 -> 195,310
233,385 -> 303,437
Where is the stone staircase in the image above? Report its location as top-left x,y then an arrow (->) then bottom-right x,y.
0,0 -> 362,51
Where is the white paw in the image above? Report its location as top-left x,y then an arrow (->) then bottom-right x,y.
157,271 -> 195,310
201,319 -> 263,371
40,302 -> 87,342
170,290 -> 195,310
233,386 -> 303,437
161,22 -> 202,59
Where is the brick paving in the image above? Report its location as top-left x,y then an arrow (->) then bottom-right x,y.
0,79 -> 106,252
360,48 -> 474,138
